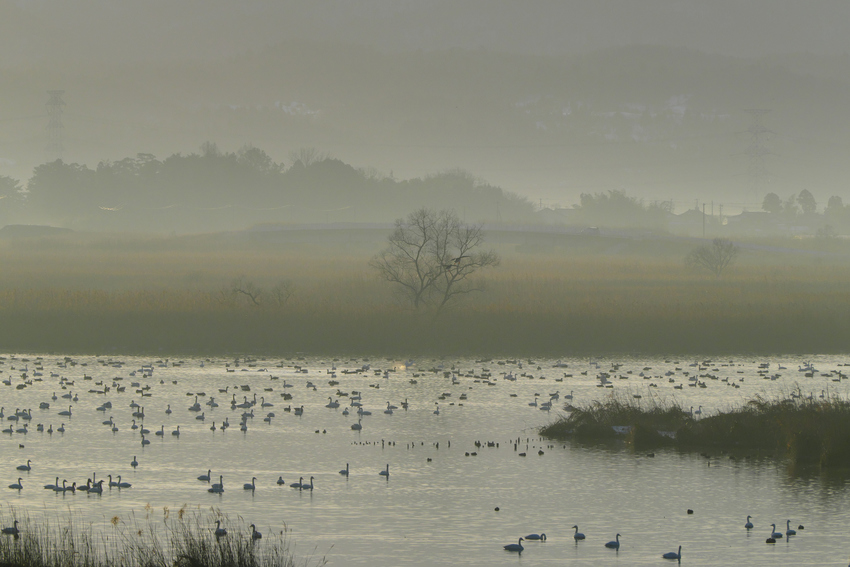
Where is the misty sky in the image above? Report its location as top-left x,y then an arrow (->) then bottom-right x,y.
2,1 -> 850,212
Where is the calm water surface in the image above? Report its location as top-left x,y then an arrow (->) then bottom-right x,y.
2,353 -> 850,566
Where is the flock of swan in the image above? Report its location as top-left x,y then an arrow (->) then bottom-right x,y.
0,354 -> 845,564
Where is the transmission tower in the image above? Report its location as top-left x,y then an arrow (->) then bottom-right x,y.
45,90 -> 66,162
742,109 -> 774,195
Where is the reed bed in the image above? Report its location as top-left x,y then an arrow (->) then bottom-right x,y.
2,232 -> 850,355
0,507 -> 321,567
541,392 -> 850,468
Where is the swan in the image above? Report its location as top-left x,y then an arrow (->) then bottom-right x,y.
88,480 -> 104,494
525,533 -> 546,541
141,434 -> 150,445
290,477 -> 303,489
243,477 -> 257,490
605,534 -> 621,549
662,546 -> 682,560
433,405 -> 440,415
198,470 -> 211,482
1,520 -> 19,536
117,476 -> 131,488
326,397 -> 339,409
109,474 -> 118,487
53,480 -> 67,492
503,537 -> 524,553
294,406 -> 304,416
745,515 -> 753,529
251,523 -> 262,540
44,477 -> 59,490
155,426 -> 164,436
785,520 -> 796,536
276,476 -> 286,485
58,406 -> 72,417
572,525 -> 585,540
57,423 -> 65,433
130,456 -> 138,468
299,476 -> 314,490
351,419 -> 362,431
769,524 -> 783,539
379,464 -> 389,477
16,459 -> 32,471
172,426 -> 180,436
339,464 -> 349,476
211,475 -> 224,490
8,478 -> 23,490
165,404 -> 172,414
214,520 -> 227,537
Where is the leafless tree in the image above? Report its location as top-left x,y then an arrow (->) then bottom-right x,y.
228,275 -> 263,306
686,238 -> 739,277
270,279 -> 296,306
288,147 -> 329,167
370,208 -> 500,310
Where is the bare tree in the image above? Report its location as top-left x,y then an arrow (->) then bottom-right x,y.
686,238 -> 739,277
270,279 -> 296,307
370,208 -> 500,310
228,275 -> 263,306
288,147 -> 329,167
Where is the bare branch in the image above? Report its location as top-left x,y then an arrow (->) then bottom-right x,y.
686,238 -> 739,277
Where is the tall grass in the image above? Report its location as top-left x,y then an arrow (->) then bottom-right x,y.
0,507 -> 322,567
541,392 -> 850,469
2,232 -> 850,355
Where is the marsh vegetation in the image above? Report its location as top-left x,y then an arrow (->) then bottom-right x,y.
541,392 -> 850,468
0,508 -> 318,567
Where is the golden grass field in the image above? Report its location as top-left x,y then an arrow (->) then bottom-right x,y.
1,229 -> 849,356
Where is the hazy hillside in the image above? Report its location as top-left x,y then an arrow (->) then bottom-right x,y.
1,3 -> 849,211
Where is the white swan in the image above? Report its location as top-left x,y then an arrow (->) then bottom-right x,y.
769,524 -> 783,539
58,406 -> 72,417
16,459 -> 32,471
379,464 -> 389,477
172,426 -> 180,436
745,515 -> 753,529
605,534 -> 621,549
44,477 -> 59,490
290,477 -> 303,489
117,476 -> 131,488
141,434 -> 150,445
339,463 -> 349,476
8,478 -> 23,490
351,419 -> 362,431
572,525 -> 585,540
525,533 -> 546,541
301,476 -> 314,490
662,545 -> 682,560
198,470 -> 211,482
503,537 -> 524,553
785,520 -> 796,536
243,477 -> 257,490
155,426 -> 164,436
1,520 -> 19,536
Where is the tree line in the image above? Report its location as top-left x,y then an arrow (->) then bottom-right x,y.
0,144 -> 536,232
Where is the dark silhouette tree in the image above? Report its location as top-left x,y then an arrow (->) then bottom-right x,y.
371,208 -> 500,310
686,238 -> 740,278
797,189 -> 817,215
762,192 -> 782,214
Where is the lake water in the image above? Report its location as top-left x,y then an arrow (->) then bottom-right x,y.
2,353 -> 850,566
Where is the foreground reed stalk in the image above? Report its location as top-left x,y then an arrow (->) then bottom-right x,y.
541,391 -> 850,469
0,508 -> 323,567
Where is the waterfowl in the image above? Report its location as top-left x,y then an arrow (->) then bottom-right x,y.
130,456 -> 138,468
605,534 -> 621,549
276,476 -> 286,485
745,515 -> 754,529
572,525 -> 586,540
8,478 -> 23,490
785,520 -> 796,536
301,476 -> 314,490
770,524 -> 783,539
662,546 -> 682,560
503,537 -> 524,553
198,470 -> 211,482
525,533 -> 546,541
117,476 -> 131,488
290,477 -> 303,489
251,524 -> 262,540
379,464 -> 389,477
214,520 -> 227,537
1,520 -> 19,536
339,464 -> 350,476
16,459 -> 32,471
243,477 -> 257,490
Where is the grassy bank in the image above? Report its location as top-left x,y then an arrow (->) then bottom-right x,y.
2,231 -> 850,356
0,508 -> 321,567
540,393 -> 850,468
